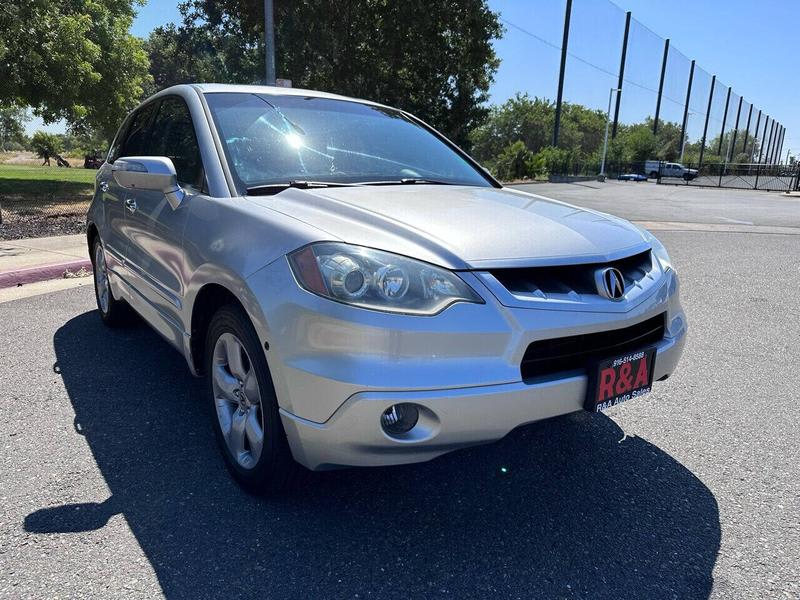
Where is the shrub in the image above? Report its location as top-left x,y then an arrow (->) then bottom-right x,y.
530,146 -> 577,177
491,141 -> 536,181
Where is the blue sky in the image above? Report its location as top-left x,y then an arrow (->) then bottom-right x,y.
31,0 -> 798,157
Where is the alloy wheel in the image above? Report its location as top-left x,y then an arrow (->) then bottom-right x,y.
211,332 -> 265,469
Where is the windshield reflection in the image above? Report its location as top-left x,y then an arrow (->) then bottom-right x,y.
205,92 -> 492,189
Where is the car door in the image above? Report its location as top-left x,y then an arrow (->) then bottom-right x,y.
100,103 -> 157,276
121,96 -> 204,343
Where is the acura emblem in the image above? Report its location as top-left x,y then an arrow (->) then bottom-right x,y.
595,267 -> 625,300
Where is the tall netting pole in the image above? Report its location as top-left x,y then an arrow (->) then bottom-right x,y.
758,117 -> 769,163
699,75 -> 716,167
774,126 -> 784,164
717,87 -> 731,156
763,119 -> 774,164
729,96 -> 743,162
552,0 -> 573,148
770,123 -> 779,164
653,38 -> 670,135
779,128 -> 787,163
611,11 -> 631,139
750,110 -> 762,161
679,60 -> 695,162
741,104 -> 753,156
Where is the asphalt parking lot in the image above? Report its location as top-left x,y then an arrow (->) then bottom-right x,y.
1,182 -> 799,599
513,180 -> 800,228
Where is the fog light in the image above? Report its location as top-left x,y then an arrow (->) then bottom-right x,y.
380,403 -> 419,435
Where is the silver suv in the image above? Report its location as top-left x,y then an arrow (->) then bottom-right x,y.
88,84 -> 687,493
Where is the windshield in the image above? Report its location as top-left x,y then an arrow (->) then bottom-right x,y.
204,92 -> 492,190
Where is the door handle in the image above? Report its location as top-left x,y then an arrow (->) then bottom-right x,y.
125,198 -> 137,213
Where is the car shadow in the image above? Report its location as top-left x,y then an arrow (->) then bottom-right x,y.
29,311 -> 720,598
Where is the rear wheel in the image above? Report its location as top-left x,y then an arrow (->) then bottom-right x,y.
92,239 -> 130,326
649,171 -> 659,179
205,304 -> 299,494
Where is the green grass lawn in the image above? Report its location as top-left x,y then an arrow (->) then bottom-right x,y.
0,164 -> 96,199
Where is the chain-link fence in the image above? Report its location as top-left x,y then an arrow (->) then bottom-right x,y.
656,162 -> 800,192
492,0 -> 788,172
0,197 -> 90,240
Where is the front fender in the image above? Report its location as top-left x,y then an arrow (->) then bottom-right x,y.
179,194 -> 332,376
181,263 -> 272,376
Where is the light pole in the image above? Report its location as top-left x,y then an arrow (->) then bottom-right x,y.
600,87 -> 621,178
679,112 -> 693,162
264,0 -> 276,85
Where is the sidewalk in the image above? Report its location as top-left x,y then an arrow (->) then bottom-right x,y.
0,234 -> 91,289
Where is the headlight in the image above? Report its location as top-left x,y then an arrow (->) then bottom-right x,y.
288,242 -> 484,315
637,226 -> 673,272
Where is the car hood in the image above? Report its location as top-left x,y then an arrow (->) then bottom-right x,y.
249,185 -> 650,269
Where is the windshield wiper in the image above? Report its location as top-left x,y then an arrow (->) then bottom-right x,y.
359,178 -> 460,186
245,178 -> 463,195
245,180 -> 362,196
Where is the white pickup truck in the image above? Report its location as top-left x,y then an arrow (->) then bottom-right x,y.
645,160 -> 698,180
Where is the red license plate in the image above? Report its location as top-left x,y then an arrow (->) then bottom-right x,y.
585,347 -> 657,412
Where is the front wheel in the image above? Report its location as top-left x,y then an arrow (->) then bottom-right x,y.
92,239 -> 130,326
205,304 -> 299,494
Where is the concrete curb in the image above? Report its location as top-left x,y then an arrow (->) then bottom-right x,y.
0,259 -> 93,289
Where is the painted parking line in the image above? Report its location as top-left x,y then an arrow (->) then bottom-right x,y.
716,216 -> 755,225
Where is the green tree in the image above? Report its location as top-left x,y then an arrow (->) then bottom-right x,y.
698,133 -> 731,164
469,94 -> 554,164
651,119 -> 683,161
0,1 -> 151,140
147,0 -> 502,148
31,131 -> 63,164
55,130 -> 108,156
558,103 -> 606,157
468,94 -> 606,165
0,106 -> 29,151
144,22 -> 263,94
609,123 -> 657,163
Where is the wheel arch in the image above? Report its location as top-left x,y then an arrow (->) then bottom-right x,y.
188,275 -> 275,374
87,222 -> 99,261
190,283 -> 247,376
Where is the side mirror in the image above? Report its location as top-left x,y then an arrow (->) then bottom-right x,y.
112,156 -> 185,209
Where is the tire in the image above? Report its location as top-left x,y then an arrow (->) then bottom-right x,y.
205,304 -> 300,495
92,238 -> 131,327
649,171 -> 659,179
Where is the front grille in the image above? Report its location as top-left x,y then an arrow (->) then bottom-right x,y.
491,250 -> 653,298
520,313 -> 666,380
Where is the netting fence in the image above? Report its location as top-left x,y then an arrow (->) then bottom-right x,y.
491,0 -> 787,173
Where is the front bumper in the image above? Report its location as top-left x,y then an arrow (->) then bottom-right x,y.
280,329 -> 685,470
247,261 -> 687,470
